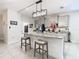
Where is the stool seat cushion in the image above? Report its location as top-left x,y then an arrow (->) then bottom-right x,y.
21,37 -> 30,40
21,37 -> 26,39
36,40 -> 46,44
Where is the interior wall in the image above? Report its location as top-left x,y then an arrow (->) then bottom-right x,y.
22,16 -> 34,33
7,9 -> 23,44
0,9 -> 35,44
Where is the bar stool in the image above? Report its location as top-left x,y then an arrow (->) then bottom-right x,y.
21,37 -> 31,51
34,39 -> 48,59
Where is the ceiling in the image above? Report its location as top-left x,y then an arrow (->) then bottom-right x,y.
0,0 -> 79,17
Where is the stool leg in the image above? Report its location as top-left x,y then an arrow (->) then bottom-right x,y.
29,38 -> 31,49
21,38 -> 22,48
25,40 -> 27,51
39,45 -> 41,53
46,43 -> 48,59
34,42 -> 36,57
42,45 -> 44,59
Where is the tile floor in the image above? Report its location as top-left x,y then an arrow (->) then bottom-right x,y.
0,41 -> 79,59
0,41 -> 49,59
64,42 -> 79,59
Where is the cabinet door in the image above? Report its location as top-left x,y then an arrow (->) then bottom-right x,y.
58,15 -> 69,27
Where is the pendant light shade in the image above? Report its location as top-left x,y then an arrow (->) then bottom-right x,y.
32,0 -> 47,17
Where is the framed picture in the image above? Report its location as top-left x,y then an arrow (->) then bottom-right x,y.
10,21 -> 17,25
29,24 -> 33,28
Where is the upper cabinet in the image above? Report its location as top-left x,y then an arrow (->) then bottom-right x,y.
34,14 -> 69,31
58,15 -> 69,28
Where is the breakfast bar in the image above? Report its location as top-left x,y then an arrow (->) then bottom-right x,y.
24,32 -> 65,59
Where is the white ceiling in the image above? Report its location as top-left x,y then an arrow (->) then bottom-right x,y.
0,0 -> 79,17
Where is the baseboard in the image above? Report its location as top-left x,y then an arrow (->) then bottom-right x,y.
7,40 -> 20,45
71,40 -> 79,44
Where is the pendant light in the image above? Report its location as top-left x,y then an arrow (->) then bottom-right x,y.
32,0 -> 47,17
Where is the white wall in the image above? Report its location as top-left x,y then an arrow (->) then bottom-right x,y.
0,9 -> 35,44
64,12 -> 79,43
3,9 -> 35,44
7,9 -> 23,44
22,16 -> 34,33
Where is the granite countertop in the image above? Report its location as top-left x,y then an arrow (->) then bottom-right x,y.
24,32 -> 65,39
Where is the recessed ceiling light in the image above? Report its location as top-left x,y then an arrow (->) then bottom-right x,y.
60,6 -> 64,9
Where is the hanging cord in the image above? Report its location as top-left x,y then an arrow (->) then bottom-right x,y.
40,2 -> 42,11
36,3 -> 38,15
18,0 -> 43,12
36,3 -> 38,12
18,3 -> 35,12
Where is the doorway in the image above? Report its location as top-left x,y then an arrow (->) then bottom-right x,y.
24,25 -> 28,33
0,10 -> 7,43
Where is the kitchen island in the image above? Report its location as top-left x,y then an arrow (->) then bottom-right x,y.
24,32 -> 65,59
